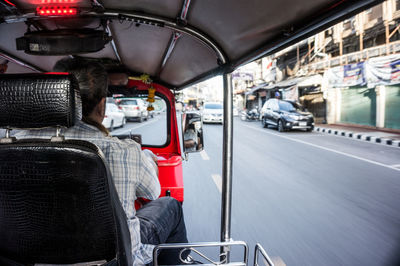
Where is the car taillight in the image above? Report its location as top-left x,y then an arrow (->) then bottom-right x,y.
134,106 -> 139,110
36,6 -> 78,16
104,115 -> 108,118
118,106 -> 122,110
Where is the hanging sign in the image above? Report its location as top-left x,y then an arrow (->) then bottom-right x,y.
343,62 -> 365,87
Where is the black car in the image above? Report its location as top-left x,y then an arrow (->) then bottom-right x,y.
260,99 -> 314,132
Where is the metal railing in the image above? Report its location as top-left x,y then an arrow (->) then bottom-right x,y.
152,241 -> 277,266
253,244 -> 275,266
152,241 -> 248,266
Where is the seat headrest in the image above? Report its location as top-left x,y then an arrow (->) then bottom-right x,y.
0,73 -> 82,129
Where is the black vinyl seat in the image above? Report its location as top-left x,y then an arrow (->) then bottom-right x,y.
0,74 -> 132,266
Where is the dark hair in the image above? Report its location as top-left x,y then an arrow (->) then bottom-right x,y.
53,58 -> 108,117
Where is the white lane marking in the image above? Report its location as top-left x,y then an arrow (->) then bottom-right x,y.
391,164 -> 400,168
200,150 -> 210,160
212,174 -> 222,193
243,124 -> 400,172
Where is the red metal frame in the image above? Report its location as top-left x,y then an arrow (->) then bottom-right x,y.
127,79 -> 184,203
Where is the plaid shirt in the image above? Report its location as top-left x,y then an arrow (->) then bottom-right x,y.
15,121 -> 161,265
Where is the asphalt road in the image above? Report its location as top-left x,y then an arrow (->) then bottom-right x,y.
112,117 -> 400,265
183,118 -> 400,266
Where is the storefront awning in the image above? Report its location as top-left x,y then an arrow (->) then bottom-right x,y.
274,77 -> 304,88
297,74 -> 323,87
245,82 -> 270,95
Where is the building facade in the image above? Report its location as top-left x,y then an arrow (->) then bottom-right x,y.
233,0 -> 400,129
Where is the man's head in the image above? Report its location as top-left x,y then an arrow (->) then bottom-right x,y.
53,58 -> 108,122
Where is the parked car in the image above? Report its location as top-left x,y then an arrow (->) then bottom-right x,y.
102,101 -> 126,131
202,102 -> 223,124
260,99 -> 314,132
119,98 -> 148,122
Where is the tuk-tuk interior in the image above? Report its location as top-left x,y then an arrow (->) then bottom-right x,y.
0,0 -> 384,265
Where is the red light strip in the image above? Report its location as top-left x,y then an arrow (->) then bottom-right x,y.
4,0 -> 16,6
40,0 -> 76,3
36,6 -> 78,16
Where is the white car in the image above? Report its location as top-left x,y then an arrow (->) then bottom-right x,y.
102,102 -> 126,131
119,98 -> 148,122
202,102 -> 223,124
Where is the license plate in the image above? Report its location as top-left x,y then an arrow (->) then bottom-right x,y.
299,122 -> 307,126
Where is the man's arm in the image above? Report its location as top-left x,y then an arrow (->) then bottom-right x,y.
137,147 -> 161,200
117,138 -> 161,200
142,149 -> 159,177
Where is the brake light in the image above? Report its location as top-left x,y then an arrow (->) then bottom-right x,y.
104,115 -> 108,118
118,106 -> 122,110
134,106 -> 139,110
36,6 -> 78,16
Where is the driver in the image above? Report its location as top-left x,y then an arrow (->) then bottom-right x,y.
16,58 -> 188,265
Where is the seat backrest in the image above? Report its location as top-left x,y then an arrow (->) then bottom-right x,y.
0,74 -> 132,265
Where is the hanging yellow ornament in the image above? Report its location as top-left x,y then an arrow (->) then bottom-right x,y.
147,86 -> 156,110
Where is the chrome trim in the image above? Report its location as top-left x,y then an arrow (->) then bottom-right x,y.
0,49 -> 43,72
254,244 -> 274,266
152,241 -> 248,266
157,0 -> 192,75
221,73 -> 234,261
5,128 -> 10,138
291,126 -> 312,129
158,31 -> 181,75
180,0 -> 192,21
56,127 -> 61,137
106,25 -> 122,63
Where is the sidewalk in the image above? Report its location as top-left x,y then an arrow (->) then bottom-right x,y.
314,124 -> 400,148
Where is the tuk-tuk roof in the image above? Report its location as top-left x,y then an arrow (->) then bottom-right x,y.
0,0 -> 383,89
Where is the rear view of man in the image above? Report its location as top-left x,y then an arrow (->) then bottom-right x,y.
17,58 -> 188,265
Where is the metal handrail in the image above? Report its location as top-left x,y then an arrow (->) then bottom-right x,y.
253,244 -> 274,266
152,241 -> 248,266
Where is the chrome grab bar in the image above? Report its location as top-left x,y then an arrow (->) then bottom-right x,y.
152,241 -> 248,265
253,244 -> 274,266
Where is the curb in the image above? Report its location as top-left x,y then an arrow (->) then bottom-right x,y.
314,127 -> 400,148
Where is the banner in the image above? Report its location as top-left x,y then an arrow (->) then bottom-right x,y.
282,85 -> 298,101
364,55 -> 400,86
326,55 -> 400,88
325,66 -> 345,88
343,62 -> 365,87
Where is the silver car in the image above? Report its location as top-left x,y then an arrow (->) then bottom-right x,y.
202,102 -> 223,124
119,98 -> 149,122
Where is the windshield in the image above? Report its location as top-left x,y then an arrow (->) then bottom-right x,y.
204,103 -> 223,109
278,101 -> 295,112
110,95 -> 168,146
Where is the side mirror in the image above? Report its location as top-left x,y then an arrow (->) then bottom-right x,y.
182,112 -> 204,153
